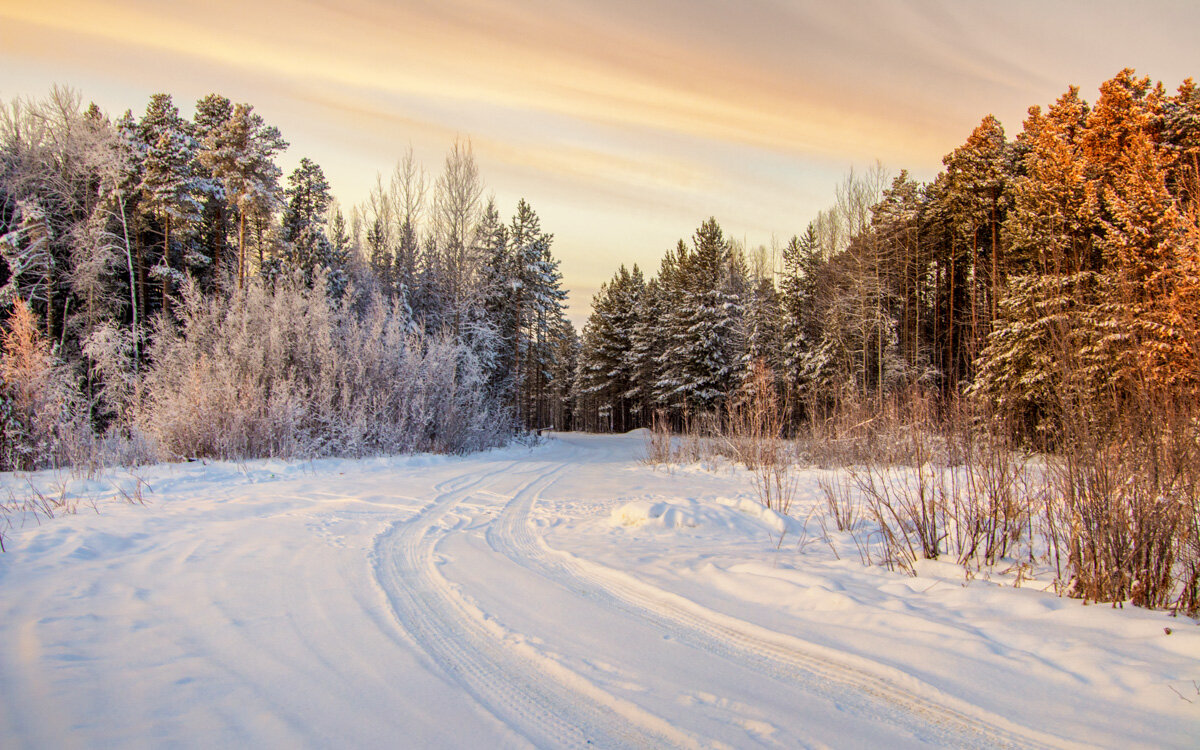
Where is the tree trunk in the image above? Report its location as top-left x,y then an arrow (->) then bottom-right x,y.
991,198 -> 1000,329
213,202 -> 224,286
137,233 -> 147,330
116,189 -> 139,370
162,213 -> 171,311
514,297 -> 522,426
238,211 -> 246,290
948,246 -> 956,392
971,228 -> 978,364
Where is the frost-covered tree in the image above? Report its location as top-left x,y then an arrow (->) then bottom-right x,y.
197,102 -> 287,289
659,218 -> 745,413
139,93 -> 202,304
280,158 -> 346,293
575,264 -> 643,431
508,199 -> 568,428
142,275 -> 508,459
432,138 -> 483,334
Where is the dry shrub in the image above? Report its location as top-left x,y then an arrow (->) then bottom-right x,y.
945,397 -> 1043,569
817,472 -> 859,532
817,388 -> 1045,575
641,408 -> 717,467
798,391 -> 887,467
0,469 -> 153,553
0,478 -> 74,552
841,391 -> 943,573
0,299 -> 91,471
1048,384 -> 1199,612
643,410 -> 674,465
724,360 -> 797,514
678,411 -> 721,465
643,361 -> 798,515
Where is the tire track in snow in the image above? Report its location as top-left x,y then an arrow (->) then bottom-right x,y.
372,457 -> 703,750
486,439 -> 1077,750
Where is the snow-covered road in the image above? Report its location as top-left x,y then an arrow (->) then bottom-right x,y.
1,433 -> 1197,748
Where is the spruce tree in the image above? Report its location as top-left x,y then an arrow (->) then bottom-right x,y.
281,158 -> 344,291
575,265 -> 643,431
661,218 -> 743,414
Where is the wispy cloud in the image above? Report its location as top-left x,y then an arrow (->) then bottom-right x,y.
3,0 -> 1197,325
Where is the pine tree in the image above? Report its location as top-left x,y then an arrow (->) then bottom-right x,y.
975,70 -> 1195,433
139,93 -> 202,305
870,171 -> 931,380
191,94 -> 233,289
548,316 -> 579,430
627,276 -> 666,421
941,115 -> 1013,359
1163,78 -> 1200,198
198,102 -> 287,289
652,241 -> 688,411
1005,86 -> 1094,276
328,207 -> 352,270
477,199 -> 516,403
528,212 -> 569,428
747,274 -> 783,354
283,158 -> 330,244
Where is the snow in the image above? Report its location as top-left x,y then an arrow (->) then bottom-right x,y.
1,432 -> 1197,748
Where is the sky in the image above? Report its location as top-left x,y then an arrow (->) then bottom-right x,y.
2,0 -> 1198,326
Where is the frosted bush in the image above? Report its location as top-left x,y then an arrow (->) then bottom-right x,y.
141,274 -> 509,460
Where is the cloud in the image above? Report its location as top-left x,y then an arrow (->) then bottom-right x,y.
4,0 -> 1198,323
0,0 -> 964,165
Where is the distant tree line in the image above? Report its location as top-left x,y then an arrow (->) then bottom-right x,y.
576,69 -> 1200,444
3,68 -> 1197,468
0,86 -> 575,467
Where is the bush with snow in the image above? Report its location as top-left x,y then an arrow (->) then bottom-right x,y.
141,273 -> 509,460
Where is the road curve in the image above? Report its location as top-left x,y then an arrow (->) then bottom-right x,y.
376,436 -> 1078,749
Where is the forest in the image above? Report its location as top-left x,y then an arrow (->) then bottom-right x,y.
572,69 -> 1200,612
2,69 -> 1199,610
576,69 -> 1200,442
0,87 -> 576,466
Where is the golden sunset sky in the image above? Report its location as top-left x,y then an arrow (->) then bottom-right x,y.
2,0 -> 1197,323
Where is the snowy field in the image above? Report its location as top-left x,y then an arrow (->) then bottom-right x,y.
0,432 -> 1197,748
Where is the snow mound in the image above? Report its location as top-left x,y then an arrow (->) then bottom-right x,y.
609,497 -> 791,536
611,500 -> 697,528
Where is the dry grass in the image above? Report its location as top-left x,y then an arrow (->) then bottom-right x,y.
641,368 -> 1198,614
0,468 -> 152,553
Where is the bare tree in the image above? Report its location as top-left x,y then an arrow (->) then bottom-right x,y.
432,138 -> 484,333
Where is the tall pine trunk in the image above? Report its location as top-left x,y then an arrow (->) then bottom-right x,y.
137,233 -> 147,331
162,214 -> 171,309
238,210 -> 246,290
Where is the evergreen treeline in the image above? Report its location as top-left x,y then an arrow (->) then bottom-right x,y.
576,69 -> 1200,443
0,86 -> 576,468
